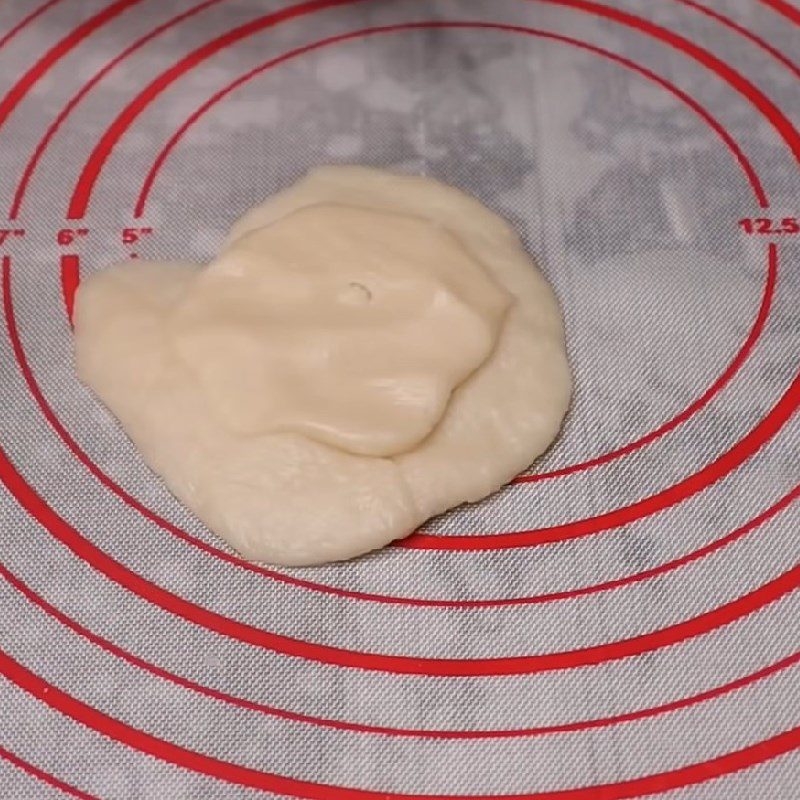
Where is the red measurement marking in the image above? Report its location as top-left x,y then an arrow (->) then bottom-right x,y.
0,229 -> 25,246
121,226 -> 152,245
739,217 -> 800,235
56,228 -> 89,246
60,255 -> 80,326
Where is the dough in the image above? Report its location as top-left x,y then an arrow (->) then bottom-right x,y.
171,204 -> 511,457
74,166 -> 572,565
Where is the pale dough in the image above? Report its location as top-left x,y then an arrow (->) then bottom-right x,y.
171,204 -> 511,457
74,166 -> 572,565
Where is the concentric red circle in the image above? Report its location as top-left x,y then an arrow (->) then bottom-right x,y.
131,20 -> 774,485
1,0 -> 798,797
3,21 -> 785,608
2,644 -> 799,798
759,0 -> 800,26
13,244 -> 782,607
0,0 -> 63,54
0,1 -> 797,665
0,744 -> 97,800
31,3 -> 800,570
7,0 -> 228,220
2,507 -> 798,737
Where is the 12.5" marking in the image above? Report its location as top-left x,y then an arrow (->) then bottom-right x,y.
739,217 -> 800,235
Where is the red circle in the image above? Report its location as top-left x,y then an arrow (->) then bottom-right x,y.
1,0 -> 800,668
15,4 -> 784,612
132,20 -> 773,487
29,248 -> 789,608
0,745 -> 98,800
759,0 -> 800,27
69,0 -> 800,219
676,0 -> 800,82
2,1 -> 799,796
0,0 -> 64,54
136,21 -> 767,215
39,25 -> 779,539
2,501 -> 797,735
9,23 -> 772,597
2,645 -> 799,798
0,14 -> 792,668
56,16 -> 795,551
0,23 -> 788,583
7,0 -> 228,220
0,0 -> 147,147
0,408 -> 796,676
0,12 -> 792,672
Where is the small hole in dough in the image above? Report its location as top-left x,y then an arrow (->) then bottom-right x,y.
340,281 -> 372,305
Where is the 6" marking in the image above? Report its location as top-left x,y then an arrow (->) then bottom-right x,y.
57,228 -> 89,246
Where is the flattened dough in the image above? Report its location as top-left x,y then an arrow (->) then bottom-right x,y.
74,166 -> 572,565
172,204 -> 511,457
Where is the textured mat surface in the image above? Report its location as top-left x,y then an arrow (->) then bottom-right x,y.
0,1 -> 798,797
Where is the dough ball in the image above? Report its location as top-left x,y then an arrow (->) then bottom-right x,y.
74,167 -> 572,565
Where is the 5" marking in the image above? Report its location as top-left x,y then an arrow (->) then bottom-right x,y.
0,228 -> 25,246
121,226 -> 153,245
739,217 -> 800,235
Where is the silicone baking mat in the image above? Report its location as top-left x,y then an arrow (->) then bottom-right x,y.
1,0 -> 799,797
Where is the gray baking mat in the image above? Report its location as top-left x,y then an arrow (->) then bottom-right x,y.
0,0 -> 798,798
